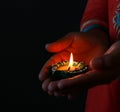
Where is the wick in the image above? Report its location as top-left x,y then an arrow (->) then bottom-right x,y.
67,67 -> 70,71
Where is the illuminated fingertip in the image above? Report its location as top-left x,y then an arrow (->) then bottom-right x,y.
38,73 -> 45,81
58,81 -> 64,89
38,74 -> 42,80
48,83 -> 53,91
42,83 -> 47,92
48,82 -> 58,91
45,43 -> 49,49
38,70 -> 49,81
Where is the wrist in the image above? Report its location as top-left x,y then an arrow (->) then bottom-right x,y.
87,28 -> 110,48
87,29 -> 109,39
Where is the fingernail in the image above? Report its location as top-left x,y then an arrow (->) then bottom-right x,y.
48,84 -> 54,91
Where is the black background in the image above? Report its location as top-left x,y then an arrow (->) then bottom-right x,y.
3,0 -> 87,111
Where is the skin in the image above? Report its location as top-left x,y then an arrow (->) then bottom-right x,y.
39,29 -> 120,100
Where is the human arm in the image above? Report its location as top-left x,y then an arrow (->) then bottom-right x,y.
80,0 -> 108,33
39,0 -> 114,99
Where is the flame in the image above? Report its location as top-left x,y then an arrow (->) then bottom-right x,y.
68,53 -> 73,68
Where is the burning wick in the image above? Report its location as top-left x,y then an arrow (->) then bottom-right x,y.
50,52 -> 88,80
67,53 -> 73,71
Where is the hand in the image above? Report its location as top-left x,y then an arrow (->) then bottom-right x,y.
39,30 -> 109,98
54,40 -> 120,99
90,40 -> 120,81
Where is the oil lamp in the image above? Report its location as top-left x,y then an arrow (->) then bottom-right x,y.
49,53 -> 88,80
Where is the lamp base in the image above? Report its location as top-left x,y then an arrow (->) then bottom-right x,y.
49,61 -> 88,81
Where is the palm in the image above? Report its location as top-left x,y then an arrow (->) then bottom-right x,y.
63,35 -> 107,64
40,32 -> 108,82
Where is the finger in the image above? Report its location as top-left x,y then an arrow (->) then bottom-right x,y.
53,86 -> 81,98
54,91 -> 66,97
39,52 -> 70,81
48,81 -> 58,91
54,91 -> 61,97
58,67 -> 120,90
42,78 -> 51,92
90,54 -> 120,69
58,74 -> 89,89
90,41 -> 120,69
48,91 -> 54,96
39,54 -> 63,81
45,33 -> 74,53
53,89 -> 69,97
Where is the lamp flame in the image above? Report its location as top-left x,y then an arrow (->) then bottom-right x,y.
68,53 -> 73,70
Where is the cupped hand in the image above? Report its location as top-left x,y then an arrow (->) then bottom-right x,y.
54,41 -> 120,100
39,30 -> 109,98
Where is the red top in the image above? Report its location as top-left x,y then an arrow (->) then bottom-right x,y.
80,0 -> 120,112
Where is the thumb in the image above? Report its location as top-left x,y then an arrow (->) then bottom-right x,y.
45,33 -> 74,53
90,41 -> 120,69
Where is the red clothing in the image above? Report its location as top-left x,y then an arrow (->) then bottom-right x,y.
85,80 -> 120,112
80,0 -> 120,112
80,0 -> 120,42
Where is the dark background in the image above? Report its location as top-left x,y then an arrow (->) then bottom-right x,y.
3,0 -> 87,111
